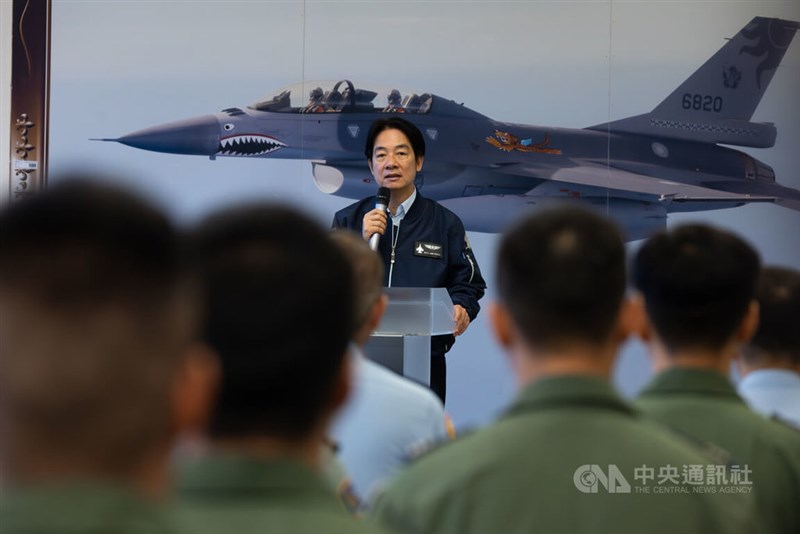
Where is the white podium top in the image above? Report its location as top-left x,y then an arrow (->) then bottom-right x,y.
373,287 -> 455,336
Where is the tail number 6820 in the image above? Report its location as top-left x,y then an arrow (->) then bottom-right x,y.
682,93 -> 723,112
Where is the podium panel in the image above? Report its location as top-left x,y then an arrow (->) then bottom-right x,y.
366,288 -> 454,386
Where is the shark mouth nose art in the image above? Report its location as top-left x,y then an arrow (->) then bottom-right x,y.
218,134 -> 286,156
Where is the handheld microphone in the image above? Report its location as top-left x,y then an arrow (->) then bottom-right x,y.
369,186 -> 391,251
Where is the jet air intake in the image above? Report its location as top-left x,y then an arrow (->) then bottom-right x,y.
312,162 -> 376,200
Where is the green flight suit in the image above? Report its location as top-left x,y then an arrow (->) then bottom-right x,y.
372,375 -> 755,534
0,482 -> 174,533
636,367 -> 800,534
174,454 -> 392,534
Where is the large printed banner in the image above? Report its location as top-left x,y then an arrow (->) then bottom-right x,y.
49,1 -> 800,426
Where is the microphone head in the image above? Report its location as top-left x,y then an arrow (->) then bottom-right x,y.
376,187 -> 391,207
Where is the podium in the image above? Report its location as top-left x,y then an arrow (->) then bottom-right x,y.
364,287 -> 454,386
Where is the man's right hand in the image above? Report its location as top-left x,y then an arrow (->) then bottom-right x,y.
362,208 -> 388,242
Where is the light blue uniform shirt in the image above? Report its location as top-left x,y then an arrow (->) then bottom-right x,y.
331,345 -> 448,504
737,369 -> 800,428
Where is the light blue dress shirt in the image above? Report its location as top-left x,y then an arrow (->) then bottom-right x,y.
390,188 -> 416,226
737,369 -> 800,428
331,345 -> 448,505
387,188 -> 416,287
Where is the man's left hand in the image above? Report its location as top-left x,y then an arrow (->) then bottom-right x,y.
453,304 -> 470,336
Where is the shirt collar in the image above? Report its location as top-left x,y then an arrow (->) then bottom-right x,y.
639,367 -> 743,402
348,342 -> 365,361
738,368 -> 800,389
391,188 -> 417,225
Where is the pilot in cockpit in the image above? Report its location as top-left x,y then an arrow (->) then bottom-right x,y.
383,89 -> 405,113
304,87 -> 325,113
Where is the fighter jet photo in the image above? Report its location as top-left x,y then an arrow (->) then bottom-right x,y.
98,16 -> 799,240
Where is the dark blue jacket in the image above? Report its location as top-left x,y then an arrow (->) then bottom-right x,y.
332,192 -> 486,321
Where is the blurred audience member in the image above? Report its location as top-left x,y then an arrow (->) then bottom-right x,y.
372,207 -> 752,534
330,230 -> 449,506
736,265 -> 800,428
176,205 -> 391,534
633,224 -> 800,534
0,180 -> 215,533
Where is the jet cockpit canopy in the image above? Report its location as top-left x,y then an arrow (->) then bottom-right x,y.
248,80 -> 433,114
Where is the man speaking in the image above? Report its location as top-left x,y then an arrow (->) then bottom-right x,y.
333,117 -> 486,403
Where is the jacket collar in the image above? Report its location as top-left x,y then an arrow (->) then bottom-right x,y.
391,187 -> 417,223
1,482 -> 169,532
398,188 -> 425,223
177,453 -> 337,505
503,374 -> 636,419
638,367 -> 743,403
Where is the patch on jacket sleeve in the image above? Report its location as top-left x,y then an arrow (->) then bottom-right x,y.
414,241 -> 443,259
335,477 -> 363,516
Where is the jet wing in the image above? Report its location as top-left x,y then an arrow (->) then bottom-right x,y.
705,180 -> 800,212
494,162 -> 777,203
440,194 -> 667,241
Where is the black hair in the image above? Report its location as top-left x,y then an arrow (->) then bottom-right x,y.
189,205 -> 356,440
633,224 -> 760,352
743,266 -> 800,364
364,117 -> 426,160
496,206 -> 626,349
330,230 -> 384,330
0,179 -> 181,311
0,178 -> 190,473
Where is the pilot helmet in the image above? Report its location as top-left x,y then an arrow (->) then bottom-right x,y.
310,87 -> 323,99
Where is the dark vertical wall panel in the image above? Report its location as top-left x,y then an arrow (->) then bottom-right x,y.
8,0 -> 51,198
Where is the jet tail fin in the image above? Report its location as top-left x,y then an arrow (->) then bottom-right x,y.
589,17 -> 799,148
652,17 -> 799,122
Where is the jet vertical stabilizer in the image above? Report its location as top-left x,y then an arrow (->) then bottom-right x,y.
590,17 -> 799,148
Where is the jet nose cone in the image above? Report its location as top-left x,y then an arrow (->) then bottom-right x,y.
115,115 -> 220,156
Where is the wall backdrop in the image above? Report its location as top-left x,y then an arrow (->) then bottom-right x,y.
49,0 -> 800,428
